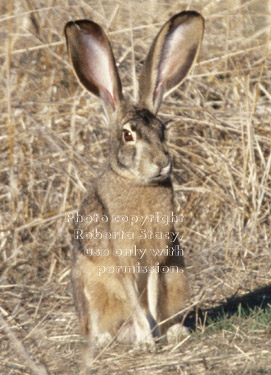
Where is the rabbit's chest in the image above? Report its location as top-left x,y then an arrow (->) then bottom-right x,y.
103,184 -> 179,265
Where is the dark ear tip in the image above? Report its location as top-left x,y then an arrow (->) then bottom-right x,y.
64,19 -> 102,37
64,20 -> 80,37
64,20 -> 74,28
172,10 -> 204,26
175,10 -> 203,18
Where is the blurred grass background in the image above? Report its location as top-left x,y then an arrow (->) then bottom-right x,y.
0,0 -> 271,374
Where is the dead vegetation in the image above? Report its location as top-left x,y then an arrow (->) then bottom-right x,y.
0,0 -> 271,374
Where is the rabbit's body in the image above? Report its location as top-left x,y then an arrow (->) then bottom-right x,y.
72,115 -> 187,344
65,10 -> 204,350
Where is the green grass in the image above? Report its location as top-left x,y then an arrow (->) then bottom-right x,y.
198,303 -> 271,336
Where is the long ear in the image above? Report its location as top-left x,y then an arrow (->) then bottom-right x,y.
139,11 -> 204,115
64,20 -> 123,113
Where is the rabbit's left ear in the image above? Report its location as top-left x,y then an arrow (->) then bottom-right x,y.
139,11 -> 204,115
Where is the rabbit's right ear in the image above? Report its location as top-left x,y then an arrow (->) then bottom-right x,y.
64,20 -> 123,113
139,11 -> 204,115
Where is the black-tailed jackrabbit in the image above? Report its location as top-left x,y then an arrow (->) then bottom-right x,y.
65,10 -> 204,350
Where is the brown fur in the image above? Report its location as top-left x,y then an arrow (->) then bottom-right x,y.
64,10 -> 204,351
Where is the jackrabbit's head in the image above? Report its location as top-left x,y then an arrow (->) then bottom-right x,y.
65,11 -> 204,183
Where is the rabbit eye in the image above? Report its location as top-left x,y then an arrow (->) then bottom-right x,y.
123,129 -> 134,142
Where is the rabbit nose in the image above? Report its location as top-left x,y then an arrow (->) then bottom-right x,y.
154,152 -> 171,169
153,153 -> 171,176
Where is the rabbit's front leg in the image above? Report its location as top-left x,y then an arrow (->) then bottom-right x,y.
122,276 -> 155,347
147,271 -> 160,338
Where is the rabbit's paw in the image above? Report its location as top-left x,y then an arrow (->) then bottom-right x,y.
93,332 -> 113,347
166,323 -> 190,344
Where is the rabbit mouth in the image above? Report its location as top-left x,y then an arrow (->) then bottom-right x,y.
151,163 -> 171,181
152,172 -> 169,181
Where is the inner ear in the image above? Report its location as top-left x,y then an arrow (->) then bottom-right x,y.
65,20 -> 123,112
139,11 -> 204,115
155,19 -> 202,97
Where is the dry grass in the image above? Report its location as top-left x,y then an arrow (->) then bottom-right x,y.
0,0 -> 271,374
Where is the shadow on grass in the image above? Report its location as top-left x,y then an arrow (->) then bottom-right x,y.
184,285 -> 271,330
